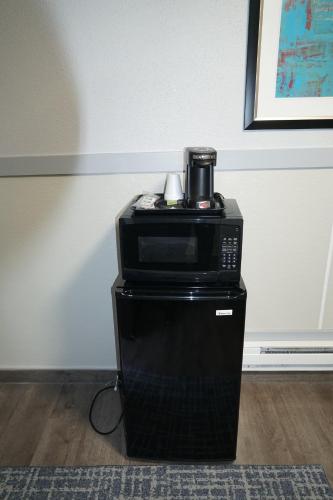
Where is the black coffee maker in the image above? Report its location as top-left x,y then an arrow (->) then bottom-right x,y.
185,147 -> 217,208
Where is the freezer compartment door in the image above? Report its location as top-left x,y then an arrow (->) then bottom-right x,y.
115,288 -> 246,460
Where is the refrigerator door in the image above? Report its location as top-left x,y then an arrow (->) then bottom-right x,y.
115,282 -> 246,460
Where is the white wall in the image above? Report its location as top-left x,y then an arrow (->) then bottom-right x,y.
0,1 -> 333,368
1,0 -> 333,156
1,169 -> 333,369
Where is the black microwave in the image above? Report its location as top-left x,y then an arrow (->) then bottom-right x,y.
118,196 -> 243,283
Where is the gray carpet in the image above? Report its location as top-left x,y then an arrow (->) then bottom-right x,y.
0,465 -> 332,499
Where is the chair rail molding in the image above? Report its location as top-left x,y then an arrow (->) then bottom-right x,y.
1,148 -> 333,176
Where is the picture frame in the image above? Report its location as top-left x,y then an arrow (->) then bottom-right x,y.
244,0 -> 333,130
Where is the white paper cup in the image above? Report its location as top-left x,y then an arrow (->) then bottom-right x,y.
164,173 -> 183,201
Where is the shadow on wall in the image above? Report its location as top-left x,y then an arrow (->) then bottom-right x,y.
50,227 -> 125,459
0,1 -> 80,260
55,229 -> 119,369
0,1 -> 80,156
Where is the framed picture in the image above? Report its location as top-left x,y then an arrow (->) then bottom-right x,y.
244,0 -> 333,129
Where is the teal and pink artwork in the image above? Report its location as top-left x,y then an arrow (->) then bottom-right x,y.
276,0 -> 333,97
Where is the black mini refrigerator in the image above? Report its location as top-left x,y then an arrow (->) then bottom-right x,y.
114,278 -> 246,461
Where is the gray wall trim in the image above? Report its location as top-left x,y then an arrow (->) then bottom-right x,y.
1,369 -> 332,382
0,369 -> 117,383
0,148 -> 333,176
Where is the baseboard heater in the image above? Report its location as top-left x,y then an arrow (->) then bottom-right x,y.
242,332 -> 333,370
260,347 -> 333,354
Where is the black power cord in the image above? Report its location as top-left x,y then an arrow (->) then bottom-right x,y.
89,377 -> 123,435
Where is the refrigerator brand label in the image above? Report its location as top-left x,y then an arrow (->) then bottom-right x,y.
216,309 -> 233,316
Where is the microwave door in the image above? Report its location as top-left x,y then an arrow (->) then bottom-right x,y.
120,221 -> 222,282
115,285 -> 246,460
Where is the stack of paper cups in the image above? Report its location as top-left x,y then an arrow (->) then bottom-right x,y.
164,173 -> 183,201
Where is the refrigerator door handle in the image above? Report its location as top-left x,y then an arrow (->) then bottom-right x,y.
118,291 -> 246,301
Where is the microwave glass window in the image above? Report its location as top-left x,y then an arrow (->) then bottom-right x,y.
138,236 -> 198,264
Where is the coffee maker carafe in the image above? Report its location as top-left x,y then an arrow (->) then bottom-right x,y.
185,147 -> 217,208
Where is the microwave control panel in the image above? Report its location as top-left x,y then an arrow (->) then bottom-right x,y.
219,227 -> 241,272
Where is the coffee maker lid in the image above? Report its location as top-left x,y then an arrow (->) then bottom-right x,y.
186,147 -> 217,167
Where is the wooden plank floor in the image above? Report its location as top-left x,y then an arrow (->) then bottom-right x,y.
0,373 -> 332,486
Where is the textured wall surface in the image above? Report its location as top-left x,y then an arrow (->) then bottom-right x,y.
1,169 -> 333,368
1,0 -> 333,157
0,0 -> 332,368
